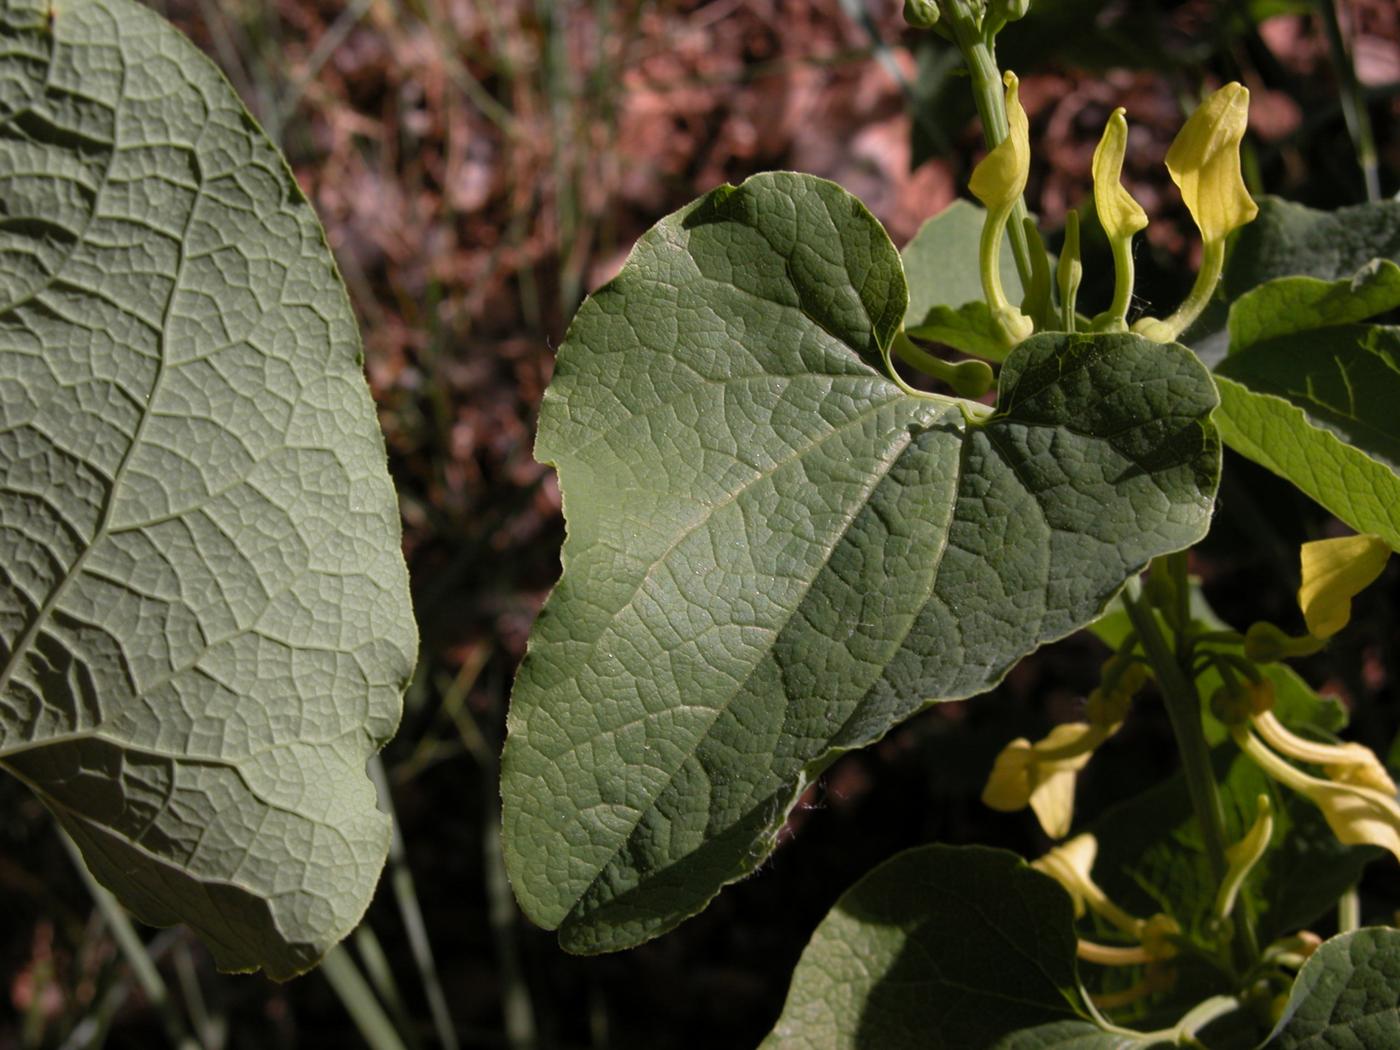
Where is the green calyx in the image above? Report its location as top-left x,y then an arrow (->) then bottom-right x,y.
903,0 -> 941,29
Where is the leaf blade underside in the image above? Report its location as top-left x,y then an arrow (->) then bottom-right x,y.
0,0 -> 416,978
501,171 -> 1220,954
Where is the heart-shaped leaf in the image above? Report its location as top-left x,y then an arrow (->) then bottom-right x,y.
761,845 -> 1084,1049
0,0 -> 416,978
501,171 -> 1220,953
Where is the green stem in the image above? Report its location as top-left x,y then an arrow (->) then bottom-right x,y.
946,16 -> 1037,290
1121,572 -> 1259,970
1338,886 -> 1361,932
1134,239 -> 1224,344
1057,210 -> 1082,333
1102,232 -> 1135,331
369,755 -> 460,1050
321,945 -> 411,1050
1121,589 -> 1228,882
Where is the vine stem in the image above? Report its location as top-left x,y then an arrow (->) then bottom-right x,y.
1122,560 -> 1260,971
1121,584 -> 1229,883
943,10 -> 1037,291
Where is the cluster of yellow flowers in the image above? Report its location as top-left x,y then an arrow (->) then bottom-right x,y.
985,535 -> 1393,994
968,72 -> 1258,348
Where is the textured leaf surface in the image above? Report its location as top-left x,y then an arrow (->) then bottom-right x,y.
1212,264 -> 1400,550
1222,197 -> 1400,299
1268,928 -> 1400,1049
501,171 -> 1221,952
761,845 -> 1083,1050
0,0 -> 416,978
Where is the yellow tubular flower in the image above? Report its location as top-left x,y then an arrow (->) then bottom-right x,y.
982,721 -> 1114,838
1232,725 -> 1400,863
1165,83 -> 1257,246
1090,108 -> 1147,331
1032,833 -> 1143,935
969,71 -> 1034,348
1253,710 -> 1397,795
1214,794 -> 1273,922
1133,83 -> 1257,343
1298,534 -> 1391,639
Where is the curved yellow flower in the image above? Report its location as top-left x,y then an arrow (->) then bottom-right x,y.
969,71 -> 1034,348
1253,709 -> 1397,795
1165,83 -> 1257,245
982,721 -> 1113,837
1134,83 -> 1257,343
1090,108 -> 1148,332
1298,534 -> 1390,639
1032,833 -> 1140,934
969,72 -> 1030,211
1232,724 -> 1400,862
1215,794 -> 1273,922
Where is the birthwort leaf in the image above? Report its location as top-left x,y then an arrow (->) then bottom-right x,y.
1212,263 -> 1400,550
761,845 -> 1083,1050
1222,196 -> 1400,300
1190,196 -> 1400,364
1226,260 -> 1400,353
0,0 -> 416,979
1267,928 -> 1400,1049
500,171 -> 1221,953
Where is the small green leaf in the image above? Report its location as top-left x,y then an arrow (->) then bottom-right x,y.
1267,928 -> 1400,1049
906,300 -> 1012,361
1212,313 -> 1400,550
762,845 -> 1082,1050
0,0 -> 416,978
1217,323 -> 1400,469
502,172 -> 1221,954
1226,260 -> 1400,352
903,199 -> 1023,331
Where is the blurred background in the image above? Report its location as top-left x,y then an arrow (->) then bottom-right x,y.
3,1 -> 1399,1047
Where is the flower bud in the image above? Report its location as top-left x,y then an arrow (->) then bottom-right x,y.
903,0 -> 940,28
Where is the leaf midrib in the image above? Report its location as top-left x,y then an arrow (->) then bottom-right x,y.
556,410 -> 935,928
0,36 -> 203,707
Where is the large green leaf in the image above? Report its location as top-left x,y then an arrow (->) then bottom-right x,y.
501,171 -> 1221,953
0,0 -> 416,978
1267,928 -> 1400,1049
1211,263 -> 1400,550
761,845 -> 1084,1050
